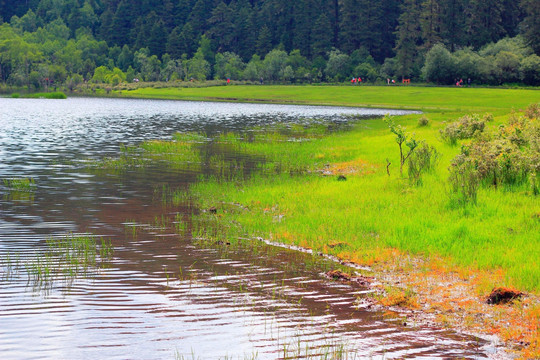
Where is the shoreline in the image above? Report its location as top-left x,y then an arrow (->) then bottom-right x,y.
88,85 -> 538,358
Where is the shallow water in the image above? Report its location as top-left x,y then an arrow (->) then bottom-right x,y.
0,97 -> 491,359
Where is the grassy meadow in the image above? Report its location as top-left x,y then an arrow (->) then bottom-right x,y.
106,85 -> 539,355
112,85 -> 540,290
118,84 -> 540,113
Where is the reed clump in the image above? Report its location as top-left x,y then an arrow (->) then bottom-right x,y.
0,233 -> 113,288
2,177 -> 35,191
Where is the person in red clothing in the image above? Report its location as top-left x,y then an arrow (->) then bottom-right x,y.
227,78 -> 230,84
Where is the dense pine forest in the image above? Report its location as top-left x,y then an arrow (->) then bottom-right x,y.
0,0 -> 539,88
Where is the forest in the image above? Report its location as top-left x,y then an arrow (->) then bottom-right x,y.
0,0 -> 539,88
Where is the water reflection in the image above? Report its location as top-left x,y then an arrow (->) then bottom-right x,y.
0,97 -> 490,359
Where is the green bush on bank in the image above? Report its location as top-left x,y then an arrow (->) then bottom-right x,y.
449,103 -> 540,202
20,92 -> 67,99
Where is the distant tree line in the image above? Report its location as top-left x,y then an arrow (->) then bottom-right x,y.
0,0 -> 539,88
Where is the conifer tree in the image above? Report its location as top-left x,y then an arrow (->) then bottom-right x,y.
439,0 -> 466,51
311,13 -> 333,58
256,25 -> 272,56
395,0 -> 423,79
420,0 -> 442,51
339,0 -> 361,53
166,26 -> 185,59
208,1 -> 235,53
233,0 -> 257,61
466,0 -> 505,48
521,0 -> 540,54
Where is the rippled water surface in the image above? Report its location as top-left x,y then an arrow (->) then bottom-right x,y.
0,97 -> 490,359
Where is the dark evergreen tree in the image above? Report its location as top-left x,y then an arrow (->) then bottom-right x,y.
166,25 -> 185,59
256,25 -> 272,56
357,0 -> 384,59
208,1 -> 235,53
291,0 -> 312,57
111,0 -> 136,46
179,22 -> 199,57
501,0 -> 524,38
419,0 -> 442,51
172,0 -> 196,28
339,0 -> 361,53
232,0 -> 257,61
311,13 -> 333,58
187,0 -> 214,35
521,0 -> 540,54
395,0 -> 423,78
377,0 -> 401,61
148,19 -> 168,57
439,0 -> 466,51
466,0 -> 505,48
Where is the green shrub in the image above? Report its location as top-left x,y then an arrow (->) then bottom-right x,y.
524,103 -> 540,120
449,107 -> 539,196
448,150 -> 480,204
11,93 -> 20,98
45,92 -> 67,99
440,113 -> 487,145
408,141 -> 439,185
417,115 -> 430,127
24,92 -> 67,99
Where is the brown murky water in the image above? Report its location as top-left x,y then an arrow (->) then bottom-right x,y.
0,97 -> 494,359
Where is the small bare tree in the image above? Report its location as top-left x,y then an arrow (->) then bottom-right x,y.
384,115 -> 418,176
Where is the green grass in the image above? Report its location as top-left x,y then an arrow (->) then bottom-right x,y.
1,233 -> 114,289
183,111 -> 539,291
17,91 -> 67,99
2,178 -> 35,191
118,85 -> 539,113
104,85 -> 540,292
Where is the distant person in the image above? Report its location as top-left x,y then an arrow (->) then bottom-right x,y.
260,77 -> 263,85
387,78 -> 390,85
227,78 -> 230,84
391,79 -> 395,84
358,77 -> 362,84
351,77 -> 356,85
467,78 -> 471,87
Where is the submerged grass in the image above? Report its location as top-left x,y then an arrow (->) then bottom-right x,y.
2,177 -> 35,191
2,178 -> 36,202
0,233 -> 114,289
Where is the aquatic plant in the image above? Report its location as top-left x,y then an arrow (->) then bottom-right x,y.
2,177 -> 35,191
0,233 -> 114,289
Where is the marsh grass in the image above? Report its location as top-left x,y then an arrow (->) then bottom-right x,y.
2,178 -> 36,202
94,108 -> 539,292
175,344 -> 357,360
182,111 -> 539,292
0,233 -> 114,289
2,178 -> 35,191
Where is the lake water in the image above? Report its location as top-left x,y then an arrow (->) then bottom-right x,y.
0,97 -> 492,359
